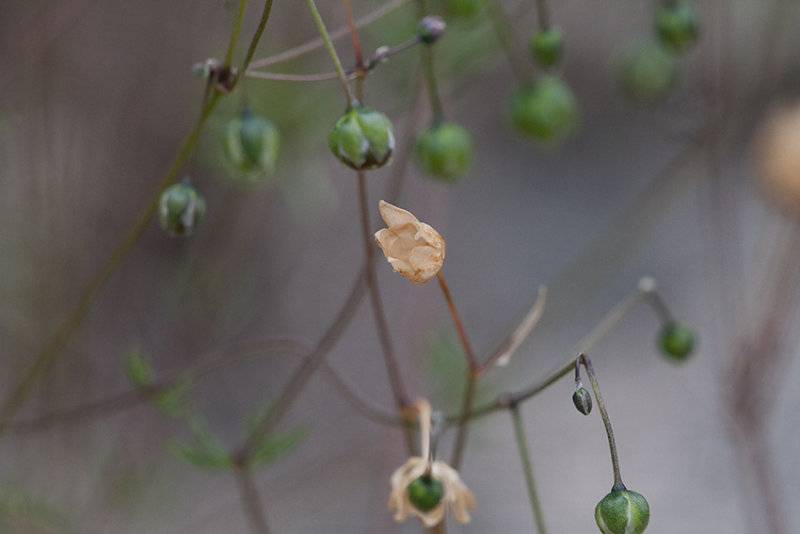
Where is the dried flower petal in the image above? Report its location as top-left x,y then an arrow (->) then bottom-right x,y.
374,201 -> 445,283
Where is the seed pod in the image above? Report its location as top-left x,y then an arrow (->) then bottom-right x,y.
407,474 -> 445,513
572,386 -> 592,415
414,122 -> 473,182
595,487 -> 650,534
530,27 -> 564,69
222,108 -> 280,178
655,0 -> 699,54
510,75 -> 578,142
158,183 -> 206,237
658,321 -> 694,361
417,16 -> 447,45
616,38 -> 679,106
328,105 -> 395,170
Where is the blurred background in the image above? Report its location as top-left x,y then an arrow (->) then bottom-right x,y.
2,0 -> 800,532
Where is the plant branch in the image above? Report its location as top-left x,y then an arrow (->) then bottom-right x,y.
306,0 -> 357,104
510,403 -> 548,534
225,0 -> 248,66
233,461 -> 271,534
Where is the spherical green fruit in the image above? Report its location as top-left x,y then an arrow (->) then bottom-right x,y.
655,0 -> 699,54
446,0 -> 483,18
329,105 -> 395,170
407,475 -> 444,512
595,487 -> 650,534
616,38 -> 679,105
414,122 -> 473,182
658,321 -> 694,361
530,27 -> 564,69
222,109 -> 280,177
158,183 -> 206,237
511,76 -> 578,142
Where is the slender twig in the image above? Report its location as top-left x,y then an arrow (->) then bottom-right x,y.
241,0 -> 276,70
436,273 -> 478,371
480,286 -> 547,372
233,461 -> 271,534
306,0 -> 357,104
577,354 -> 622,486
225,0 -> 248,66
510,403 -> 548,534
343,0 -> 366,100
486,0 -> 532,83
421,45 -> 444,120
248,0 -> 411,69
534,0 -> 551,30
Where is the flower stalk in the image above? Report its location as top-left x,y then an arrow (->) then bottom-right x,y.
510,403 -> 548,534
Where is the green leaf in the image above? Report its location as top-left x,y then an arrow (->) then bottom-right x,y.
153,378 -> 193,418
167,440 -> 232,470
123,349 -> 154,387
250,427 -> 306,467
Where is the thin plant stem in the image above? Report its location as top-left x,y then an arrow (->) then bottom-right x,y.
510,404 -> 548,534
486,0 -> 532,83
534,0 -> 551,30
436,273 -> 478,371
422,45 -> 444,120
225,0 -> 248,66
306,0 -> 357,105
578,354 -> 622,486
241,0 -> 276,70
343,0 -> 366,101
233,462 -> 271,534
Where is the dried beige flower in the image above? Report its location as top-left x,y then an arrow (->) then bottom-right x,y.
757,101 -> 800,211
374,201 -> 445,283
388,457 -> 476,527
387,399 -> 476,527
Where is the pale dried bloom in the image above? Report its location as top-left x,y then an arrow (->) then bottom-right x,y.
387,399 -> 476,527
374,200 -> 445,283
757,101 -> 800,211
388,457 -> 476,527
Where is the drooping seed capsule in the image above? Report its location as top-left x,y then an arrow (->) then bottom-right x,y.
655,0 -> 699,55
572,386 -> 593,415
658,321 -> 695,361
414,122 -> 473,182
510,75 -> 578,142
616,38 -> 679,106
158,183 -> 206,237
530,27 -> 564,69
407,474 -> 445,512
222,108 -> 280,179
328,105 -> 395,170
595,486 -> 650,534
417,16 -> 447,45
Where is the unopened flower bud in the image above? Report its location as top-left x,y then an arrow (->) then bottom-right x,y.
417,16 -> 447,44
530,27 -> 564,69
658,321 -> 694,361
572,386 -> 592,415
329,105 -> 395,170
222,108 -> 280,179
595,486 -> 650,534
414,122 -> 473,181
655,0 -> 699,54
616,38 -> 679,106
407,474 -> 444,512
511,75 -> 578,142
158,183 -> 206,237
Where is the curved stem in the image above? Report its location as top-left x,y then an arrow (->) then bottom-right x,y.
306,0 -> 357,105
534,0 -> 551,30
578,354 -> 622,486
233,461 -> 271,534
241,0 -> 276,70
225,0 -> 248,66
422,45 -> 444,121
510,404 -> 548,534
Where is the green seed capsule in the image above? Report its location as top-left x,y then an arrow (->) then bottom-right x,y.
446,0 -> 483,18
158,183 -> 206,237
572,386 -> 592,415
530,27 -> 564,69
616,38 -> 679,106
414,122 -> 473,182
595,487 -> 650,534
329,105 -> 395,170
222,108 -> 280,178
407,474 -> 444,512
510,75 -> 578,142
658,321 -> 694,361
655,0 -> 699,54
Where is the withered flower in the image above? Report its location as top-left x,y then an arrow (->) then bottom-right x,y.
374,201 -> 445,283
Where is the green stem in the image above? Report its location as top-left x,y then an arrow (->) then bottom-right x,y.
578,354 -> 622,486
242,0 -> 276,70
510,404 -> 548,534
422,45 -> 444,121
486,0 -> 532,83
306,0 -> 357,105
534,0 -> 551,30
225,0 -> 248,66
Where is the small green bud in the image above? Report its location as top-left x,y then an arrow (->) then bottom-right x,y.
655,0 -> 699,54
414,122 -> 473,182
510,75 -> 578,142
417,16 -> 447,45
328,105 -> 395,170
222,108 -> 280,178
658,321 -> 694,361
407,474 -> 444,512
158,183 -> 206,237
572,386 -> 592,415
616,38 -> 679,106
530,27 -> 564,69
446,0 -> 483,18
595,487 -> 650,534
